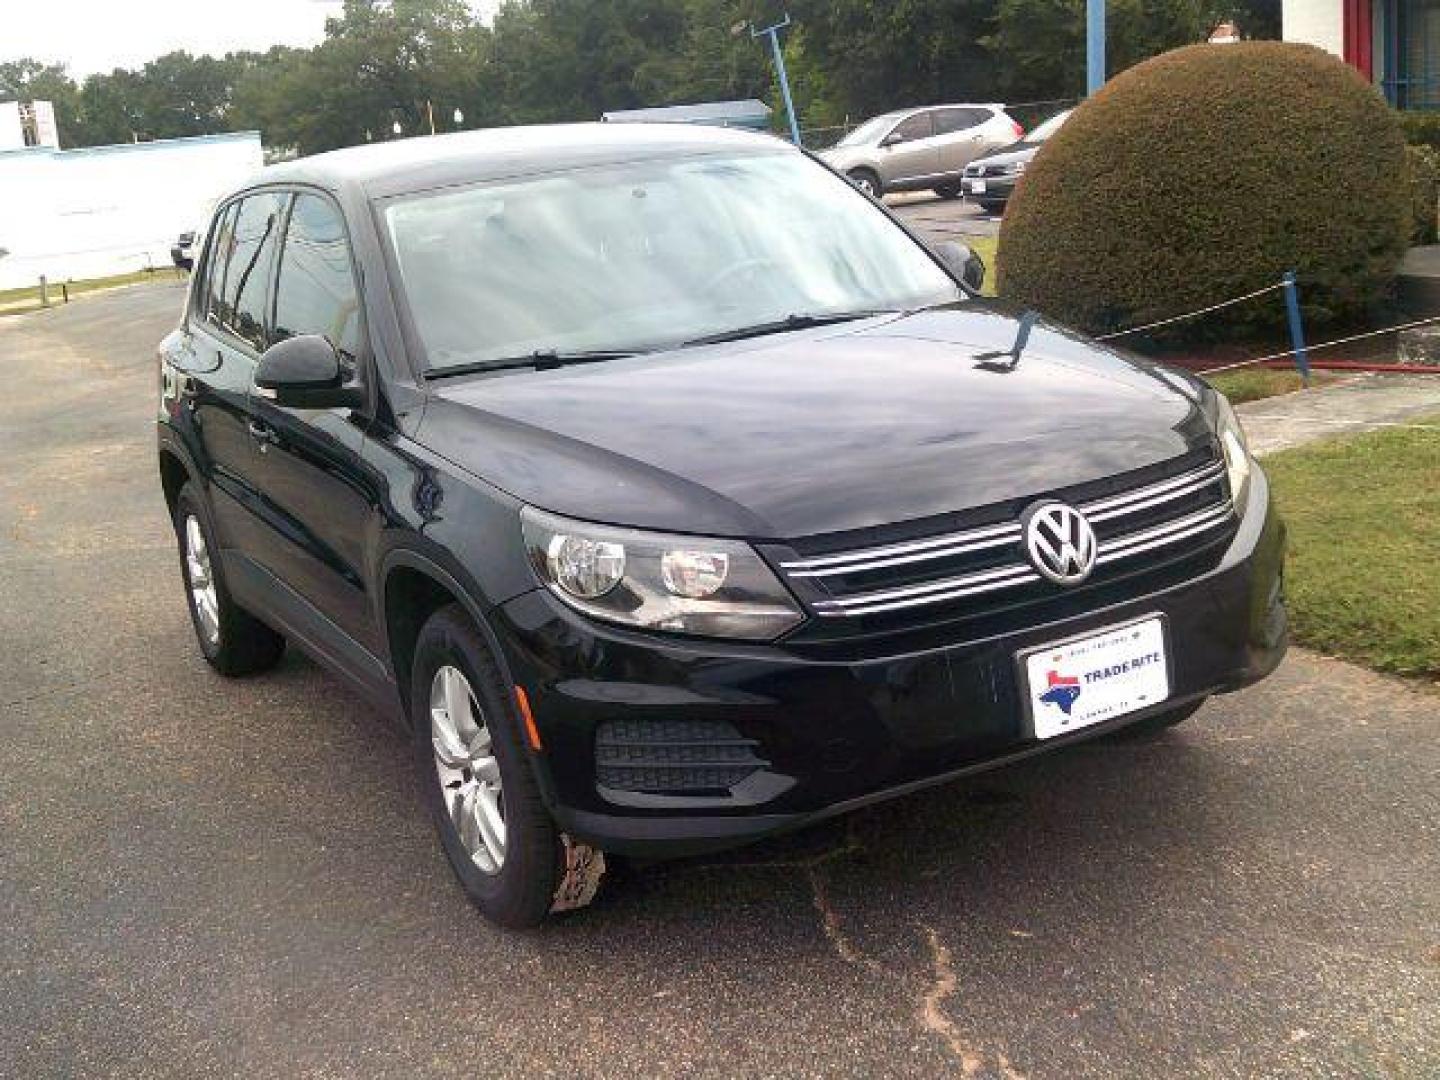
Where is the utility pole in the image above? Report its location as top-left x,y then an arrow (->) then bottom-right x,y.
1087,0 -> 1106,95
750,15 -> 802,146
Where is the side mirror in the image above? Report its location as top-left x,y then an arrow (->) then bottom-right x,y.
254,334 -> 362,409
880,132 -> 904,148
934,240 -> 986,293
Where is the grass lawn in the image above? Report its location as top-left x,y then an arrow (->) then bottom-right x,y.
1206,367 -> 1343,405
967,235 -> 999,296
1265,414 -> 1440,680
0,268 -> 183,312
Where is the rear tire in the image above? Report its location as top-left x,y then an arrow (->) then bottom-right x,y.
978,199 -> 1007,215
934,182 -> 963,200
848,169 -> 883,198
173,482 -> 285,676
1108,699 -> 1205,740
410,603 -> 562,928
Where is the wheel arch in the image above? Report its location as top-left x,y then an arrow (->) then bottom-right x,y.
379,549 -> 520,728
157,432 -> 199,517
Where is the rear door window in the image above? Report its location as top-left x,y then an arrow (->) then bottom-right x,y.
890,112 -> 934,143
201,203 -> 239,331
934,108 -> 989,135
273,193 -> 363,376
217,193 -> 287,352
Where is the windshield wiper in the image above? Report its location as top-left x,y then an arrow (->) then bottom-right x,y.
682,310 -> 894,348
425,349 -> 640,380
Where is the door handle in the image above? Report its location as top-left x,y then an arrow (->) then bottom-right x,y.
247,419 -> 278,451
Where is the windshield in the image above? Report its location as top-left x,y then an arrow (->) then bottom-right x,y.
838,114 -> 900,146
384,150 -> 961,371
1027,109 -> 1072,143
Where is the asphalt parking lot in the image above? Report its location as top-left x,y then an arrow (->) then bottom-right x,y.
3,283 -> 1438,1078
889,192 -> 1001,241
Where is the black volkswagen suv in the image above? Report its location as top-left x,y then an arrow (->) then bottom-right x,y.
156,124 -> 1286,926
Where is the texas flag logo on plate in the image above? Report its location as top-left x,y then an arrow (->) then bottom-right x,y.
1038,669 -> 1082,715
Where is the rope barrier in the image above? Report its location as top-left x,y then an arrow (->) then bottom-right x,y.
1095,280 -> 1288,341
1197,314 -> 1440,375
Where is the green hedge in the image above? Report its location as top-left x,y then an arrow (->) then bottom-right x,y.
1398,109 -> 1440,151
1407,145 -> 1440,245
998,43 -> 1411,340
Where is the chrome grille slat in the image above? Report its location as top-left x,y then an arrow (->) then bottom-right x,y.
1096,505 -> 1233,564
779,520 -> 1021,572
788,454 -> 1234,621
1083,462 -> 1225,521
785,529 -> 1019,579
811,564 -> 1041,615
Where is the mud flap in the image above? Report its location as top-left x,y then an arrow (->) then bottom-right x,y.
550,834 -> 606,913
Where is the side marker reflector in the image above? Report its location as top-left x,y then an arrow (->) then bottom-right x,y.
515,685 -> 543,751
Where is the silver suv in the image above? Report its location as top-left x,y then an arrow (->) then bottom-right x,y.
819,105 -> 1023,199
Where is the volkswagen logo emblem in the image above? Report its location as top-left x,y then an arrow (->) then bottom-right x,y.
1023,501 -> 1098,585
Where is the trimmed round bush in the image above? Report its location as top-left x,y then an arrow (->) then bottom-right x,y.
1406,144 -> 1439,245
997,42 -> 1410,339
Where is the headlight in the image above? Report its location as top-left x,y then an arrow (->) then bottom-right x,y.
1011,161 -> 1027,175
521,508 -> 804,641
1215,394 -> 1252,512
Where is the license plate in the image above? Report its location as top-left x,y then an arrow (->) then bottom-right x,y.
1021,616 -> 1170,740
968,179 -> 986,194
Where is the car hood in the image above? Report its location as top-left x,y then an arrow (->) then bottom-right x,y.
417,305 -> 1213,541
971,144 -> 1038,168
817,144 -> 870,170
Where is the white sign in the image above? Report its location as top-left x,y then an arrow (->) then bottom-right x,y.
0,101 -> 23,151
32,100 -> 59,149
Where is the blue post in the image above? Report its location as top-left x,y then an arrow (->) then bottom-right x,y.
754,16 -> 802,146
1086,0 -> 1106,95
1282,271 -> 1311,386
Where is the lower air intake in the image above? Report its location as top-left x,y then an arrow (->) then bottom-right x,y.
595,718 -> 766,795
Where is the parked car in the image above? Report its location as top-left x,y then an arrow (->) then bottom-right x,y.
819,104 -> 1023,199
962,108 -> 1073,214
172,230 -> 201,272
156,124 -> 1287,927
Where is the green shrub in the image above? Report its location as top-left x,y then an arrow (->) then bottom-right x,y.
1406,144 -> 1440,244
997,43 -> 1410,340
1397,109 -> 1440,151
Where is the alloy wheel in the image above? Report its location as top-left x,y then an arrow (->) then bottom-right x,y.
429,664 -> 506,874
184,515 -> 220,646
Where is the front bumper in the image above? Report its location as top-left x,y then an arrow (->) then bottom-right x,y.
494,472 -> 1287,858
962,174 -> 1017,200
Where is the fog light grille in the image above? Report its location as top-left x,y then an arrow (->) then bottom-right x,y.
595,718 -> 766,795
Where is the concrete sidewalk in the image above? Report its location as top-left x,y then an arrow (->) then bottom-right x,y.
1235,373 -> 1440,456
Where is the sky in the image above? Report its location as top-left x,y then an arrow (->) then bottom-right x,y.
6,0 -> 500,77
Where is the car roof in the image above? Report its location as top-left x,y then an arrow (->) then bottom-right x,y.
891,103 -> 1004,118
237,122 -> 789,202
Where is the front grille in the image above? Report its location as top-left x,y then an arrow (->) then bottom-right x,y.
595,718 -> 767,795
774,449 -> 1233,631
965,163 -> 1008,178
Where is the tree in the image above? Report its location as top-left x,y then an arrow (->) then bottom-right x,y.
0,0 -> 1287,155
0,59 -> 83,146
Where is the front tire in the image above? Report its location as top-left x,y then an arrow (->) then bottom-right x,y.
848,168 -> 883,199
410,604 -> 562,928
173,482 -> 285,676
978,199 -> 1007,215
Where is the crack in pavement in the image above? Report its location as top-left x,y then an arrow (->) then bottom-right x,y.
807,863 -> 885,976
918,926 -> 1027,1079
673,821 -> 1026,1076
